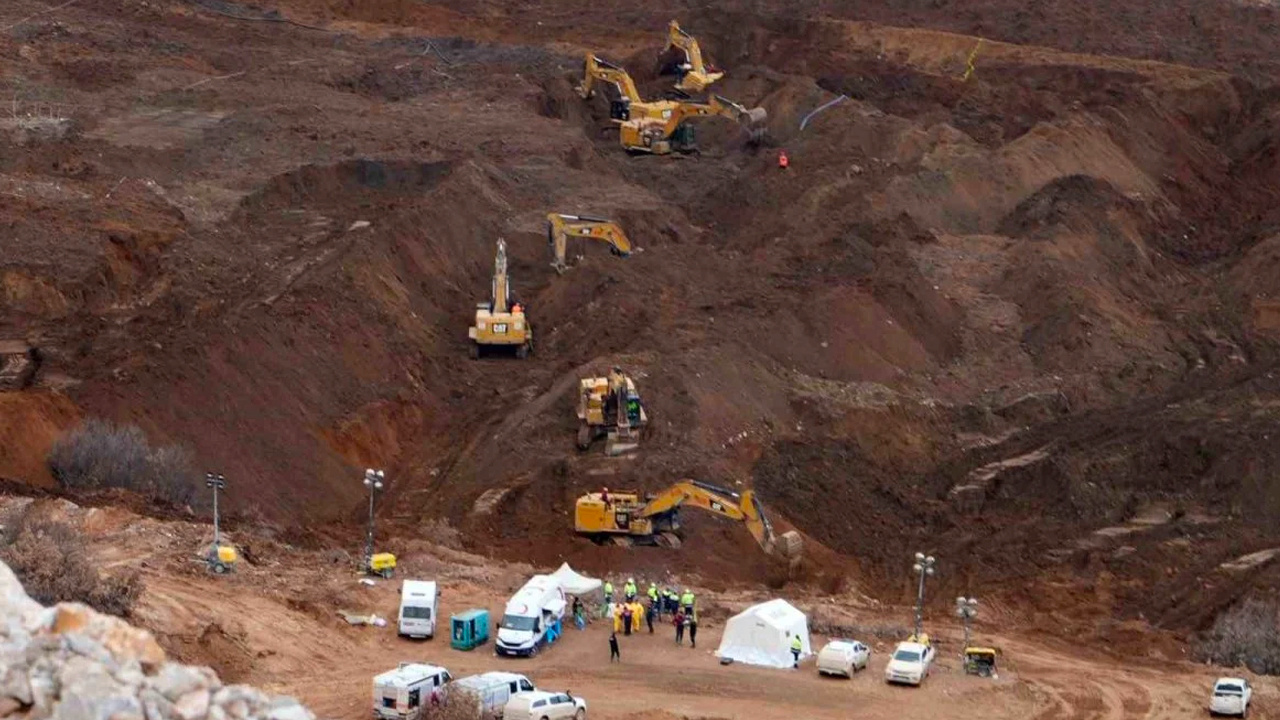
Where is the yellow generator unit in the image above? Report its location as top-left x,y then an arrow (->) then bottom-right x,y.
207,544 -> 238,574
366,552 -> 397,579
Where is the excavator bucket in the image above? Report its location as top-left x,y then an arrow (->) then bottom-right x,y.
740,107 -> 768,144
605,429 -> 641,456
742,107 -> 768,126
775,530 -> 803,567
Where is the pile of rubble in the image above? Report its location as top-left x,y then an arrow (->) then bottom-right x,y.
0,561 -> 316,720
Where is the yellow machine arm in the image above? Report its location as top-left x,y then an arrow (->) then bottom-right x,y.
665,21 -> 724,93
491,238 -> 510,312
577,54 -> 644,105
546,213 -> 633,273
619,94 -> 767,154
637,480 -> 793,558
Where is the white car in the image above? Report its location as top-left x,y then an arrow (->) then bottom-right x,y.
816,639 -> 871,677
503,690 -> 586,720
884,641 -> 934,686
1210,677 -> 1252,717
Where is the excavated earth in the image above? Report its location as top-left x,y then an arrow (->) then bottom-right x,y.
3,0 -> 1280,668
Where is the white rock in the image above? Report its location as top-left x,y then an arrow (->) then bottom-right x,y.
174,690 -> 210,720
266,699 -> 312,720
0,562 -> 40,622
139,689 -> 173,720
150,665 -> 209,702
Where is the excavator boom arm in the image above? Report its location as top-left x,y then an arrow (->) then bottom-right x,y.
666,21 -> 707,74
577,54 -> 642,104
547,213 -> 633,272
492,239 -> 509,311
651,95 -> 767,138
638,480 -> 748,520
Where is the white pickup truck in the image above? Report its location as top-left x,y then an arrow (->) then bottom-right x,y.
884,641 -> 934,686
1210,677 -> 1252,717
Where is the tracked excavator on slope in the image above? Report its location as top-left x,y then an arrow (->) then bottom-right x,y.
663,21 -> 724,94
468,239 -> 532,359
546,213 -> 632,274
577,367 -> 647,455
618,94 -> 767,154
574,480 -> 803,566
577,54 -> 678,122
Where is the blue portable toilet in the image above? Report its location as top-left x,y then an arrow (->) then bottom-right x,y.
450,608 -> 490,651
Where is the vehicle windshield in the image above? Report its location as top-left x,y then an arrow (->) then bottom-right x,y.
501,614 -> 537,632
402,606 -> 431,619
1215,684 -> 1244,695
892,650 -> 921,663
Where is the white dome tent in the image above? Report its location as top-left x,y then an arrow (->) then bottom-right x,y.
714,599 -> 812,668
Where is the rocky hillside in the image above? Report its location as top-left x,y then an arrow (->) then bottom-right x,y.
0,561 -> 316,720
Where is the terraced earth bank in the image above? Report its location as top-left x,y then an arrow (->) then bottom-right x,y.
3,0 -> 1280,662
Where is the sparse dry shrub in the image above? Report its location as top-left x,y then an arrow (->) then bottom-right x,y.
0,508 -> 143,617
1196,598 -> 1280,675
48,419 -> 201,508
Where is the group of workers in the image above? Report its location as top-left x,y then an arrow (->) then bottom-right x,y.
599,576 -> 700,660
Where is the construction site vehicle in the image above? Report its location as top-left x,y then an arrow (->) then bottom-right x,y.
663,21 -> 724,93
576,368 -> 647,455
366,552 -> 397,579
546,213 -> 632,274
577,54 -> 678,122
469,239 -> 532,359
618,95 -> 767,155
573,480 -> 803,566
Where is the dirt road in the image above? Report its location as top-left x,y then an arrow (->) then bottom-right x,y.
138,568 -> 1267,720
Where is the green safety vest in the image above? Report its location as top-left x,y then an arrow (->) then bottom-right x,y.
604,582 -> 613,595
681,592 -> 694,606
625,582 -> 637,596
791,635 -> 803,651
647,586 -> 659,600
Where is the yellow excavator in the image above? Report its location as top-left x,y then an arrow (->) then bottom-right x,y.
577,367 -> 647,455
618,94 -> 766,154
574,480 -> 803,566
468,239 -> 532,359
663,21 -> 724,94
577,54 -> 678,122
546,213 -> 632,274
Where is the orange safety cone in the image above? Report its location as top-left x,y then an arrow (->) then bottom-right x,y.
778,150 -> 790,169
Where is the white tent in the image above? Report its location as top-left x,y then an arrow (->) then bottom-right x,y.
715,599 -> 812,669
548,563 -> 603,597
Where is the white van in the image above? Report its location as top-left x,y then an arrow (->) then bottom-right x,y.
398,580 -> 439,639
372,662 -> 452,720
449,672 -> 536,719
496,575 -> 566,657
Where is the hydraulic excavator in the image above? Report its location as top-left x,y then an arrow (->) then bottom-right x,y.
577,367 -> 647,455
574,480 -> 804,566
618,94 -> 767,155
663,21 -> 724,94
546,213 -> 632,274
577,54 -> 678,122
468,239 -> 532,359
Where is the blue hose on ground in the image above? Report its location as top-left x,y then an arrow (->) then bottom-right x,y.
799,94 -> 848,132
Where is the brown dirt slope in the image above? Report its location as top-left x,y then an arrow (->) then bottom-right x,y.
2,0 -> 1280,647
